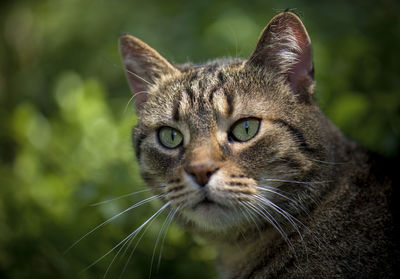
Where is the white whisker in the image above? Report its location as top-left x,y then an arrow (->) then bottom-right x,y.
90,187 -> 163,207
157,206 -> 180,270
239,201 -> 262,235
103,233 -> 132,279
256,185 -> 310,216
81,201 -> 171,273
103,204 -> 164,279
118,207 -> 164,279
126,69 -> 153,86
256,186 -> 297,204
244,200 -> 290,244
65,193 -> 165,254
149,208 -> 175,278
263,178 -> 331,185
308,158 -> 347,165
124,91 -> 149,113
254,194 -> 310,261
254,194 -> 302,234
251,199 -> 298,257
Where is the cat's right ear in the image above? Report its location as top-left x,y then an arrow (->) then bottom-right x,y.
119,35 -> 179,111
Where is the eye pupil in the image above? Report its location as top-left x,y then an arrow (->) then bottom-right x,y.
171,130 -> 175,141
244,121 -> 249,134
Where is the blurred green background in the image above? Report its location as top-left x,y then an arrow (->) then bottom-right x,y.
0,0 -> 399,278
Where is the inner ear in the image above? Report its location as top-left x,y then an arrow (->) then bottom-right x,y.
247,12 -> 315,101
119,35 -> 180,111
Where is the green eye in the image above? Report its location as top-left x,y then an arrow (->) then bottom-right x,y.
230,118 -> 260,142
158,127 -> 183,148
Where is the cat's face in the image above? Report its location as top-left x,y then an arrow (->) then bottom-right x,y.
120,12 -> 332,237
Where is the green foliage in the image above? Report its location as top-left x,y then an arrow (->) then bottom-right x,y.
0,0 -> 399,278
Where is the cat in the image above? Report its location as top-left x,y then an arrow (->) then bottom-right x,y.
119,11 -> 398,278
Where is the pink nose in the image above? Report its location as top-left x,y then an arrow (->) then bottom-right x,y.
184,164 -> 219,186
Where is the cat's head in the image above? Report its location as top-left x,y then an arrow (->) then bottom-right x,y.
119,12 -> 335,239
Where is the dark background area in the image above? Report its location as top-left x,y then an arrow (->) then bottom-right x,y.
0,0 -> 399,278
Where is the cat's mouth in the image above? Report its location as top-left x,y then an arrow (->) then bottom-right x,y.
197,196 -> 214,205
192,194 -> 227,210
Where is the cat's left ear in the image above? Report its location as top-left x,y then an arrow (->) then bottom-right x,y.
119,34 -> 179,111
247,12 -> 315,101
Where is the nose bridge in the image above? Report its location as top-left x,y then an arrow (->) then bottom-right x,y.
184,138 -> 222,187
185,138 -> 219,164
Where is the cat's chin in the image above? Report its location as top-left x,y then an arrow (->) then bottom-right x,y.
179,199 -> 246,232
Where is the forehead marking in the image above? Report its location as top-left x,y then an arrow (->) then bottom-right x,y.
171,67 -> 235,124
172,92 -> 181,121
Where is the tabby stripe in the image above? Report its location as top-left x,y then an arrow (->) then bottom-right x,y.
217,71 -> 226,83
185,87 -> 195,103
272,119 -> 316,154
206,64 -> 218,73
172,92 -> 181,121
198,95 -> 206,115
189,72 -> 198,83
224,89 -> 234,116
209,70 -> 228,107
208,86 -> 218,104
198,80 -> 204,90
133,130 -> 147,159
188,72 -> 198,103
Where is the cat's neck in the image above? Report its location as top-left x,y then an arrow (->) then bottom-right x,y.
215,227 -> 281,279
